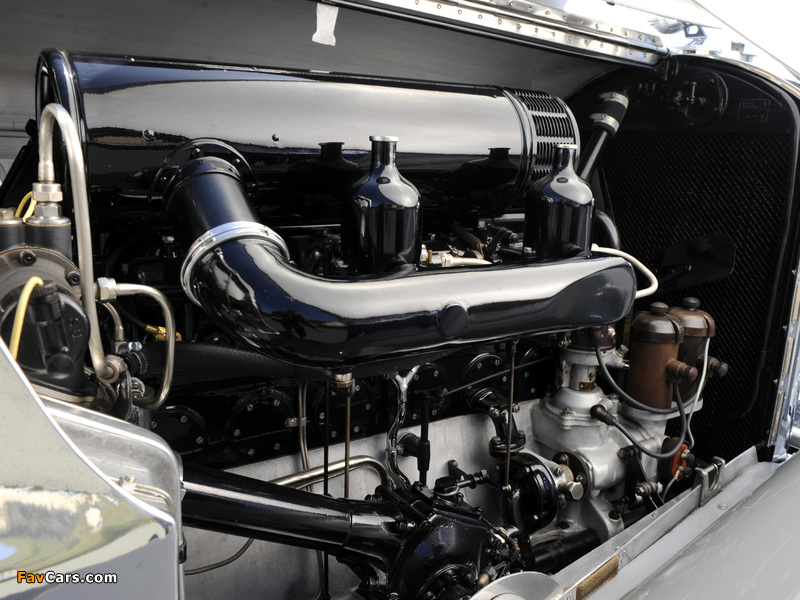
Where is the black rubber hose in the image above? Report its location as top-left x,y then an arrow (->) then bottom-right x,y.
449,221 -> 484,254
594,209 -> 621,250
139,342 -> 326,385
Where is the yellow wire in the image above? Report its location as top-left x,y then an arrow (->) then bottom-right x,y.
8,276 -> 44,359
15,192 -> 32,218
22,198 -> 37,220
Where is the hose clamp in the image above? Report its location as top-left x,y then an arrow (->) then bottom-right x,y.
589,113 -> 621,134
181,221 -> 290,305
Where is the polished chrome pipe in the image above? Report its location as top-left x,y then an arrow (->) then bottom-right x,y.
270,455 -> 393,490
116,283 -> 176,409
37,103 -> 111,379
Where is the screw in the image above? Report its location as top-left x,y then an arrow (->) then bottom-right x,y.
411,413 -> 419,421
247,448 -> 255,456
66,271 -> 80,285
489,407 -> 501,418
272,133 -> 280,142
233,429 -> 241,437
19,250 -> 36,265
180,415 -> 188,424
354,425 -> 360,433
513,404 -> 520,413
433,371 -> 439,378
331,431 -> 337,438
431,409 -> 438,416
477,363 -> 483,369
142,129 -> 155,141
554,466 -> 564,476
191,147 -> 202,157
196,436 -> 204,445
319,412 -> 326,420
365,403 -> 371,410
494,359 -> 500,366
247,403 -> 255,412
273,399 -> 281,407
274,443 -> 281,451
558,454 -> 569,464
718,503 -> 728,510
355,384 -> 361,392
150,421 -> 158,430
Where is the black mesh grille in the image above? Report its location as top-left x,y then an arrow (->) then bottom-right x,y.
603,131 -> 795,459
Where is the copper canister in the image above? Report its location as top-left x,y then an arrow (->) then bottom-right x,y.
627,302 -> 685,410
668,297 -> 725,401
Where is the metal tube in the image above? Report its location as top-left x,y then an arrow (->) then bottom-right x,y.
345,384 -> 352,498
37,103 -> 111,379
269,455 -> 393,490
101,302 -> 126,345
116,283 -> 176,409
505,340 -> 518,488
387,366 -> 420,488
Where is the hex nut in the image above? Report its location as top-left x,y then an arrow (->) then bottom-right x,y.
31,182 -> 63,203
95,277 -> 118,302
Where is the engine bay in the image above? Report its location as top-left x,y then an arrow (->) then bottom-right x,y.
0,20 -> 798,598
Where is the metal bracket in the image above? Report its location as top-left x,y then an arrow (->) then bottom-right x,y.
697,456 -> 725,505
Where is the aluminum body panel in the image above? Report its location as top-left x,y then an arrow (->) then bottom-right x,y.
0,339 -> 182,599
588,454 -> 796,600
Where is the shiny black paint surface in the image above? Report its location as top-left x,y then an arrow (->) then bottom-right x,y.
344,137 -> 421,274
39,50 -> 537,223
189,238 -> 636,367
525,145 -> 593,259
181,465 -> 404,575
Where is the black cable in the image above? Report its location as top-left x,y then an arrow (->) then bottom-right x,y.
593,344 -> 675,415
591,385 -> 688,460
594,210 -> 621,250
485,227 -> 512,257
184,538 -> 254,575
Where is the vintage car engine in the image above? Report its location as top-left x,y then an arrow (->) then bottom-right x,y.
0,50 -> 736,600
